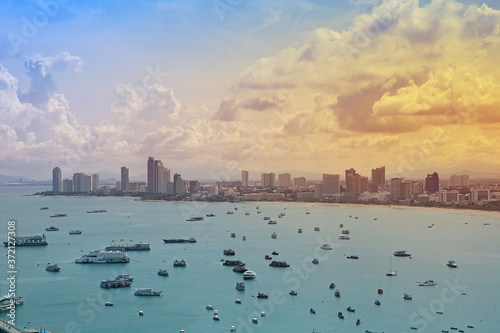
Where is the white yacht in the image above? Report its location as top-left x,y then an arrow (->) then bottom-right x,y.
75,250 -> 130,263
243,271 -> 257,280
418,280 -> 437,286
446,260 -> 458,268
321,244 -> 333,250
134,288 -> 162,296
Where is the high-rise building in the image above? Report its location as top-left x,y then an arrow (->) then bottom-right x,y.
323,174 -> 340,196
470,189 -> 490,201
293,177 -> 306,187
73,173 -> 91,193
345,168 -> 356,194
189,180 -> 200,193
278,173 -> 291,188
91,173 -> 99,191
449,174 -> 469,187
52,167 -> 62,192
425,172 -> 439,193
314,182 -> 324,199
62,179 -> 73,193
157,164 -> 170,193
242,170 -> 249,187
371,166 -> 385,187
351,174 -> 368,195
147,157 -> 155,193
390,178 -> 404,200
173,173 -> 186,194
121,167 -> 129,191
261,173 -> 275,189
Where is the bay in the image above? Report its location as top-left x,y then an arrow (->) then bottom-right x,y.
1,186 -> 499,333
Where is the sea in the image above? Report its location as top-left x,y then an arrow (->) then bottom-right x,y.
1,185 -> 499,333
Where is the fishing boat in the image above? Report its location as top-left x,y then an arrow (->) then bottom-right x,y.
45,226 -> 59,231
235,282 -> 245,290
335,290 -> 341,297
157,269 -> 169,276
338,312 -> 344,319
173,259 -> 187,267
45,263 -> 60,272
374,299 -> 381,305
69,230 -> 82,235
257,292 -> 268,299
312,258 -> 319,264
289,289 -> 297,296
243,270 -> 257,280
404,293 -> 412,300
347,306 -> 355,312
393,250 -> 411,257
223,249 -> 235,256
321,244 -> 333,250
378,288 -> 383,294
310,308 -> 315,314
329,283 -> 336,289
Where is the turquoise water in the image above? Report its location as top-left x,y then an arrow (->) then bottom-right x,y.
1,186 -> 499,333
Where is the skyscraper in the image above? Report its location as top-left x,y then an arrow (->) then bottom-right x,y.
278,173 -> 291,188
261,173 -> 275,189
91,173 -> 99,191
390,177 -> 403,200
52,167 -> 62,192
121,166 -> 129,191
147,157 -> 155,193
323,174 -> 340,196
345,168 -> 356,194
73,173 -> 91,193
425,172 -> 439,193
242,170 -> 249,187
449,174 -> 469,187
371,166 -> 385,187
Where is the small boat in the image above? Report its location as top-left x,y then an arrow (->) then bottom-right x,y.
50,213 -> 67,218
338,312 -> 344,319
347,306 -> 355,312
105,302 -> 113,306
230,326 -> 236,331
265,255 -> 272,260
252,318 -> 258,324
45,226 -> 59,231
347,255 -> 359,259
354,216 -> 358,219
263,217 -> 270,220
231,233 -> 236,238
87,209 -> 107,213
342,229 -> 350,234
233,265 -> 248,273
223,249 -> 236,255
243,271 -> 257,280
418,280 -> 437,286
69,230 -> 82,235
245,212 -> 250,215
339,235 -> 350,240
134,288 -> 162,296
157,269 -> 169,276
356,319 -> 361,325
186,217 -> 204,221
271,232 -> 277,239
306,212 -> 311,215
386,270 -> 397,276
268,220 -> 277,224
242,236 -> 246,241
404,293 -> 412,300
289,289 -> 297,296
257,292 -> 268,299
206,214 -> 215,217
139,311 -> 144,316
257,211 -> 261,214
271,251 -> 279,255
214,310 -> 219,314
339,223 -> 344,228
310,308 -> 315,314
298,228 -> 303,233
312,258 -> 319,264
235,282 -> 245,290
335,290 -> 341,297
314,227 -> 320,231
235,299 -> 241,304
446,260 -> 458,268
329,283 -> 336,289
321,244 -> 333,250
378,288 -> 383,294
374,299 -> 381,305
206,305 -> 214,310
40,207 -> 49,210
393,250 -> 411,257
213,315 -> 220,321
46,263 -> 60,272
269,261 -> 289,267
260,311 -> 265,317
436,311 -> 443,314
227,211 -> 234,214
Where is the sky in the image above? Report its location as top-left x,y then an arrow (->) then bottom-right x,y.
1,0 -> 500,182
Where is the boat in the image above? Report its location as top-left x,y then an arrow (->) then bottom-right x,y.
329,283 -> 336,289
231,326 -> 236,331
335,290 -> 341,297
223,260 -> 245,266
378,288 -> 383,294
347,306 -> 355,312
265,255 -> 272,260
214,309 -> 219,314
252,318 -> 258,324
268,220 -> 277,224
206,214 -> 215,217
342,229 -> 350,234
321,244 -> 333,250
263,217 -> 270,220
418,280 -> 437,286
227,211 -> 234,214
45,263 -> 60,272
355,216 -> 358,219
347,255 -> 359,259
234,207 -> 238,210
235,282 -> 245,290
186,217 -> 204,221
393,250 -> 411,257
233,265 -> 247,273
338,312 -> 344,319
271,251 -> 279,255
231,233 -> 236,238
134,288 -> 162,296
314,227 -> 320,231
40,207 -> 49,210
271,232 -> 277,239
213,315 -> 220,321
100,278 -> 131,288
298,228 -> 303,233
245,212 -> 250,215
69,230 -> 82,235
75,250 -> 130,263
339,223 -> 344,228
356,319 -> 361,325
4,235 -> 48,247
306,212 -> 311,214
157,269 -> 169,276
162,238 -> 196,244
269,261 -> 290,267
289,289 -> 297,296
257,211 -> 261,214
139,311 -> 144,316
404,293 -> 412,300
312,258 -> 319,264
339,235 -> 350,240
87,210 -> 107,213
310,308 -> 315,314
243,270 -> 257,280
235,299 -> 241,304
374,299 -> 381,305
105,302 -> 113,306
256,292 -> 268,298
446,260 -> 458,268
116,274 -> 134,282
45,226 -> 59,231
106,242 -> 150,251
173,259 -> 187,267
223,249 -> 236,255
242,236 -> 246,241
206,305 -> 214,310
386,255 -> 397,276
50,213 -> 67,218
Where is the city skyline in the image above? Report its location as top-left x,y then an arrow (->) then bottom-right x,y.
1,1 -> 500,180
